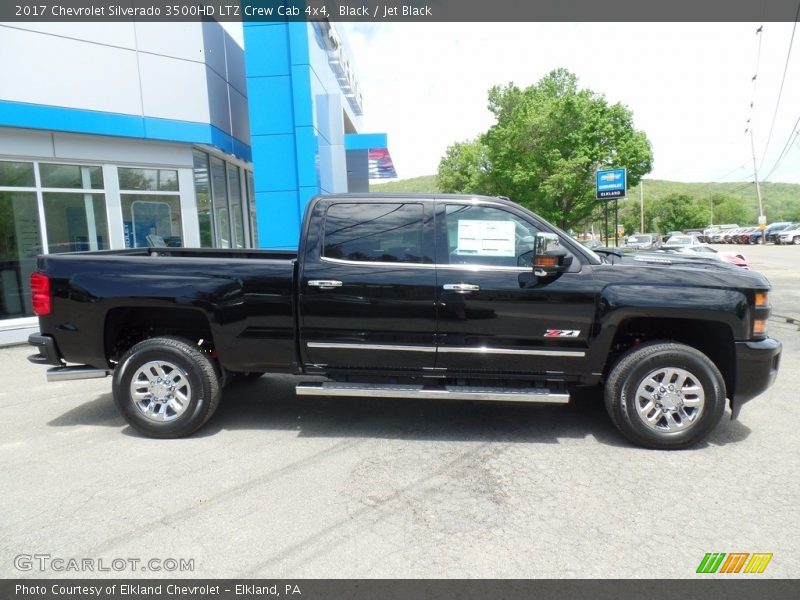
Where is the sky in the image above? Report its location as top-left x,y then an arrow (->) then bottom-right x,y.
225,22 -> 800,185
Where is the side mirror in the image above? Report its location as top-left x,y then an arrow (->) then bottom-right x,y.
533,232 -> 573,277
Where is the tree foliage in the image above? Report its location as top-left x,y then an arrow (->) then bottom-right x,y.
650,193 -> 709,232
437,69 -> 653,229
437,139 -> 489,194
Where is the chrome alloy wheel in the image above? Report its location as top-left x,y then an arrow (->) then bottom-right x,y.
129,360 -> 192,422
634,367 -> 705,432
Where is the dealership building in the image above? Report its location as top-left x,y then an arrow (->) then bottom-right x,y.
0,20 -> 395,343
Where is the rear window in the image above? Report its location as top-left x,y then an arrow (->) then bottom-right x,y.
322,202 -> 427,264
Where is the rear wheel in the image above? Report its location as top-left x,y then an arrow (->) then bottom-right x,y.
605,342 -> 726,449
793,236 -> 800,245
112,337 -> 221,438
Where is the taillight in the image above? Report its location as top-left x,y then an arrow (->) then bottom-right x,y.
30,272 -> 51,316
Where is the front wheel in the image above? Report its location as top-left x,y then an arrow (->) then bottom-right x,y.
793,236 -> 800,245
605,342 -> 726,449
112,337 -> 221,438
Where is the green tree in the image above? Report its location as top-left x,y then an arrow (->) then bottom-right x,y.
709,194 -> 751,225
650,193 -> 709,232
438,69 -> 654,230
437,139 -> 489,194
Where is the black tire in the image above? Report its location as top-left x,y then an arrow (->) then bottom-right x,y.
604,342 -> 726,449
112,337 -> 221,438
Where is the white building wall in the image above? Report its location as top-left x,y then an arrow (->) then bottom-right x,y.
0,22 -> 248,142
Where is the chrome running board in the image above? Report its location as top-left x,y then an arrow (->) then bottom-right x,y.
47,366 -> 111,382
295,382 -> 569,404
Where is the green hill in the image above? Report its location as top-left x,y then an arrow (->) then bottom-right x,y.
370,175 -> 440,193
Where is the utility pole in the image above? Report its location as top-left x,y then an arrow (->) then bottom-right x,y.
749,127 -> 765,243
639,181 -> 644,232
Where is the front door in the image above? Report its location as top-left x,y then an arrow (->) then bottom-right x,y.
300,199 -> 438,373
434,201 -> 596,378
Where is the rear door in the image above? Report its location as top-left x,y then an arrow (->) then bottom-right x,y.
433,200 -> 596,377
299,199 -> 438,373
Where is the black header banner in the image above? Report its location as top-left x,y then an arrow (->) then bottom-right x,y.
3,579 -> 800,600
2,0 -> 800,22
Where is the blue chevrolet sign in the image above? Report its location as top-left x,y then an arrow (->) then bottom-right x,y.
596,168 -> 627,200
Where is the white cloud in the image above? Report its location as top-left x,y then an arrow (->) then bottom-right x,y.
344,22 -> 800,184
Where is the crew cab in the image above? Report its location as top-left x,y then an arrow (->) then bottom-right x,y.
27,194 -> 781,449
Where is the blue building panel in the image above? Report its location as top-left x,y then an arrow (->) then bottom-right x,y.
243,24 -> 292,78
250,134 -> 298,191
254,190 -> 302,249
247,76 -> 295,135
294,126 -> 320,188
290,64 -> 314,128
0,99 -> 252,162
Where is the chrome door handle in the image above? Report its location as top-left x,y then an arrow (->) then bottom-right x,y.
308,280 -> 343,289
443,283 -> 480,293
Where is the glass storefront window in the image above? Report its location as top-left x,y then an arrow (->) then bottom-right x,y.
247,171 -> 257,248
191,150 -> 254,250
0,191 -> 42,318
43,193 -> 109,253
121,195 -> 183,248
227,164 -> 245,249
40,163 -> 103,189
118,168 -> 179,192
209,157 -> 230,248
0,161 -> 35,187
192,151 -> 213,248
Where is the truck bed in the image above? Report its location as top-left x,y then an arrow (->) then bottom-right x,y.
36,248 -> 299,373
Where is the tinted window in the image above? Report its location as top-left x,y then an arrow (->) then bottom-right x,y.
444,204 -> 539,267
323,203 -> 425,263
118,167 -> 178,191
0,161 -> 35,187
40,163 -> 103,189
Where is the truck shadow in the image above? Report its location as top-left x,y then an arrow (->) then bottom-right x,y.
48,374 -> 752,449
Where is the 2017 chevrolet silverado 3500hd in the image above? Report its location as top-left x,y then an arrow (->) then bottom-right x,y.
27,194 -> 781,449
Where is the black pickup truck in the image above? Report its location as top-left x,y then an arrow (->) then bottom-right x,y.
27,194 -> 781,449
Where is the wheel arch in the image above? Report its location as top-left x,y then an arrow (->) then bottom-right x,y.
104,307 -> 215,365
603,317 -> 736,400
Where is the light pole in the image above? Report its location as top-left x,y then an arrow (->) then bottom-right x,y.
639,181 -> 644,232
748,127 -> 765,243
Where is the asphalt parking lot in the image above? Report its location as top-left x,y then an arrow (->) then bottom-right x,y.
0,244 -> 798,579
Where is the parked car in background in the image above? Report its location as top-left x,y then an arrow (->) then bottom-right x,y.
625,233 -> 661,249
778,223 -> 800,245
674,245 -> 750,269
663,230 -> 683,242
764,222 -> 794,243
739,227 -> 759,244
710,224 -> 739,244
663,234 -> 703,248
580,239 -> 604,250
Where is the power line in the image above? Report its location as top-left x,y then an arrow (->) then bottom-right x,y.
762,119 -> 800,181
759,2 -> 800,172
714,162 -> 749,181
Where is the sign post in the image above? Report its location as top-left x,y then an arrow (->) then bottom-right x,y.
596,168 -> 627,246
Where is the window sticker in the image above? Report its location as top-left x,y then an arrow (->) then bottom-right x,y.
456,220 -> 516,257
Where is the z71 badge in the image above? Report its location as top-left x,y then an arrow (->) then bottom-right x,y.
544,329 -> 581,337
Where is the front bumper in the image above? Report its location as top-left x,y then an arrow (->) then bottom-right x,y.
731,337 -> 781,419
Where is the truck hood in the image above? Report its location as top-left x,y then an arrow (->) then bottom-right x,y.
594,249 -> 770,290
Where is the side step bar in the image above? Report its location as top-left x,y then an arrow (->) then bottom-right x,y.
295,382 -> 569,404
47,366 -> 111,382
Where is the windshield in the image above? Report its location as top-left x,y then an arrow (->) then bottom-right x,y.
628,235 -> 651,243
